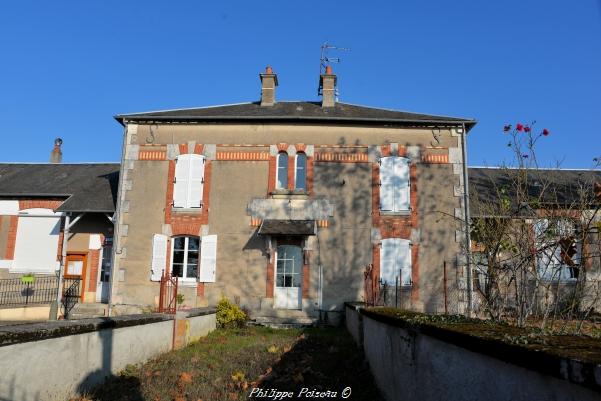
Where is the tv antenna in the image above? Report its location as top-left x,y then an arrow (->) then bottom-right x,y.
318,42 -> 350,97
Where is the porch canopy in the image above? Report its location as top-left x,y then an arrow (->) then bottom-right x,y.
258,219 -> 316,236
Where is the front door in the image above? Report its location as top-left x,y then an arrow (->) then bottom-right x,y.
64,253 -> 87,301
97,243 -> 112,303
274,245 -> 302,310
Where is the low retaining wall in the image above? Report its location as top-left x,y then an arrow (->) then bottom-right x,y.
345,305 -> 601,401
0,308 -> 216,401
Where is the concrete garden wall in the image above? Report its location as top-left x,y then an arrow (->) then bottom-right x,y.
345,304 -> 601,401
0,308 -> 216,401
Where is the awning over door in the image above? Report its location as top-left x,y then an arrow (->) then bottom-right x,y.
258,220 -> 316,236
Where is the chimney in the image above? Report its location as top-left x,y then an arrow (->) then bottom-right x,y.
259,66 -> 278,106
50,138 -> 63,163
319,65 -> 337,108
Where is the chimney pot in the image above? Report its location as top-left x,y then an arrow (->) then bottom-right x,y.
259,66 -> 278,107
50,137 -> 63,164
325,65 -> 332,74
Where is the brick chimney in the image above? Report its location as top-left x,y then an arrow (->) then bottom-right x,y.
259,66 -> 278,106
50,138 -> 63,163
319,65 -> 337,108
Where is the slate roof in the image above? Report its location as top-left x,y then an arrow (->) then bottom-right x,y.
0,163 -> 120,213
115,101 -> 476,130
258,220 -> 316,236
469,167 -> 601,217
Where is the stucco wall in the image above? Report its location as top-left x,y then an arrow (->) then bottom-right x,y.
355,309 -> 600,401
313,162 -> 372,311
205,161 -> 269,310
0,310 -> 216,401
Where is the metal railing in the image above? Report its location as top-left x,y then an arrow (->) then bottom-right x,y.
0,275 -> 82,317
0,275 -> 59,307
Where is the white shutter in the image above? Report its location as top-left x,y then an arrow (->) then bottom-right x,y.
151,234 -> 168,281
173,155 -> 191,208
187,155 -> 205,208
380,238 -> 398,285
398,239 -> 412,286
394,158 -> 410,211
199,234 -> 217,282
379,157 -> 394,211
13,211 -> 61,273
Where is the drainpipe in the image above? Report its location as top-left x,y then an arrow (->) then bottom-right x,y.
460,123 -> 474,317
54,212 -> 71,319
107,122 -> 130,317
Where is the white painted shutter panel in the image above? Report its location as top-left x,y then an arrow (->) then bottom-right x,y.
380,238 -> 398,285
394,158 -> 410,211
379,157 -> 394,211
399,239 -> 412,286
199,234 -> 217,282
188,155 -> 205,208
173,155 -> 191,208
151,234 -> 168,281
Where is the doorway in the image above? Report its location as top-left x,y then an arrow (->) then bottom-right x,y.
274,244 -> 302,310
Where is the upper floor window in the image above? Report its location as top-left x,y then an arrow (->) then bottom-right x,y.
380,238 -> 412,286
276,152 -> 288,189
173,154 -> 205,208
295,153 -> 307,191
380,156 -> 410,212
171,236 -> 199,280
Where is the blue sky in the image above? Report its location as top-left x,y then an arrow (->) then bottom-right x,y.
1,1 -> 600,168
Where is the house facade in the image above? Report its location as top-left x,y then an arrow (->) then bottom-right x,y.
109,67 -> 476,321
0,161 -> 119,317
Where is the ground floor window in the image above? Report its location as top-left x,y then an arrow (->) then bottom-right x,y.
171,236 -> 199,280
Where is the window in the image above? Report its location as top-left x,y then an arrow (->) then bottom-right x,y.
380,238 -> 412,286
151,234 -> 218,282
295,153 -> 307,191
380,157 -> 410,212
276,245 -> 302,288
173,154 -> 205,208
534,219 -> 581,281
171,236 -> 199,280
276,152 -> 288,189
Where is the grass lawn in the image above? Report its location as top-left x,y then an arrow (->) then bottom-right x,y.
75,326 -> 382,401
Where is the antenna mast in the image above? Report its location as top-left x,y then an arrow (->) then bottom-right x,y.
318,42 -> 350,97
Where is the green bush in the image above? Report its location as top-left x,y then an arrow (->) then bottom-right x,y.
216,297 -> 247,328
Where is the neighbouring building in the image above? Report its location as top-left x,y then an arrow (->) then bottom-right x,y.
0,155 -> 119,318
469,167 -> 601,314
109,66 -> 476,322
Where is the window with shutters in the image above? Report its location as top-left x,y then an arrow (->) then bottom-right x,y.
380,238 -> 412,286
534,219 -> 581,281
276,152 -> 288,189
379,157 -> 410,213
173,154 -> 205,209
170,236 -> 200,281
295,153 -> 307,191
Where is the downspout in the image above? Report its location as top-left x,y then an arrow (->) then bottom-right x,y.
55,212 -> 71,319
460,123 -> 474,317
107,122 -> 130,317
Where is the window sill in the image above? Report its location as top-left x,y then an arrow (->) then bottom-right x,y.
380,210 -> 411,216
173,279 -> 198,287
171,207 -> 203,215
270,190 -> 309,199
